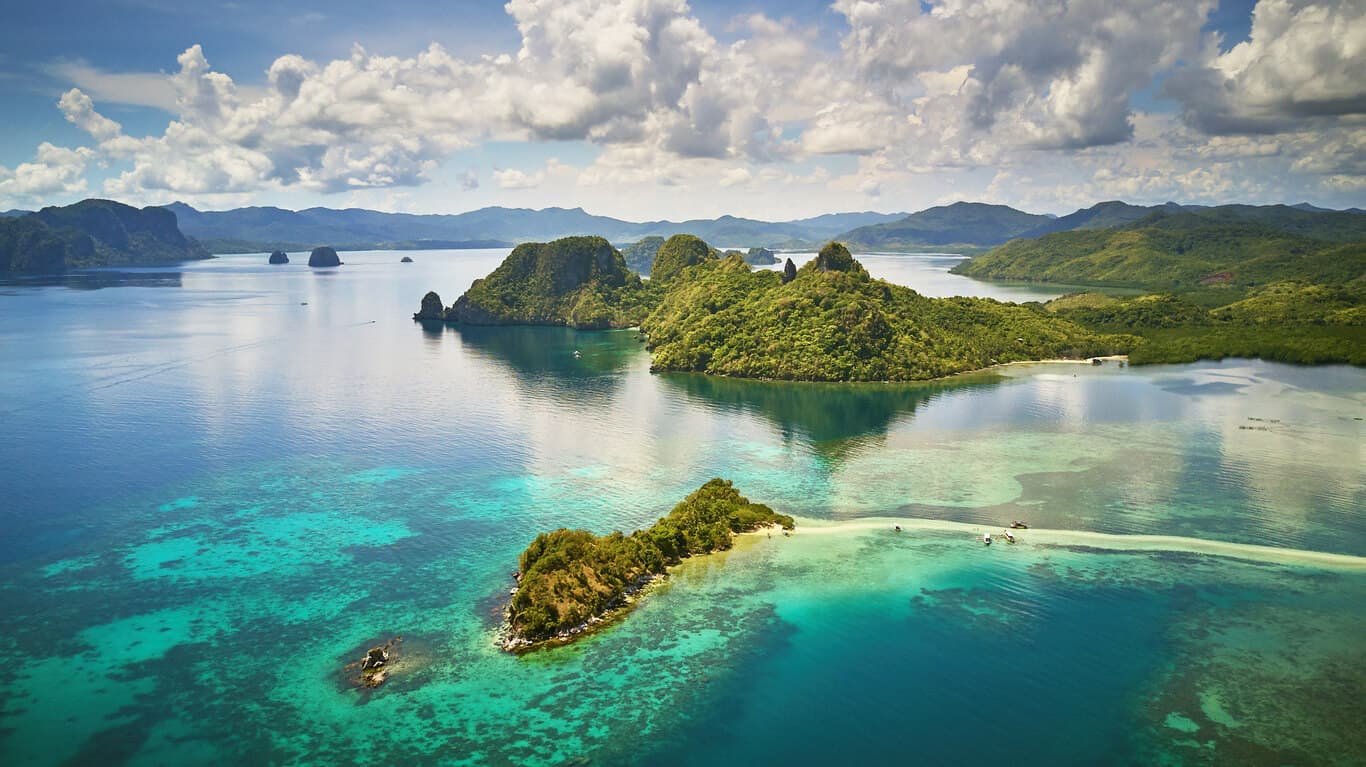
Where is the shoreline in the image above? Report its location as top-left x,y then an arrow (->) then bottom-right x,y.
497,516 -> 1364,655
502,522 -> 792,654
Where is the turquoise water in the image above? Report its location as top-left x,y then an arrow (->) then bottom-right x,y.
0,250 -> 1363,765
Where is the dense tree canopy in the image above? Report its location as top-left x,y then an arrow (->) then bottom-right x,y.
508,479 -> 792,643
953,212 -> 1366,292
639,244 -> 1133,381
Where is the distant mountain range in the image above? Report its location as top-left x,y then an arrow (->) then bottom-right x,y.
160,202 -> 908,253
833,200 -> 1366,252
2,197 -> 1360,273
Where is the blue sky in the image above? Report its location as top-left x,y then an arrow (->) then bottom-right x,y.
1,0 -> 1361,218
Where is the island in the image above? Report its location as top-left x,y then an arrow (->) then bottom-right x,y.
743,246 -> 778,265
643,242 -> 1133,380
0,198 -> 211,272
308,246 -> 342,267
952,209 -> 1366,366
444,236 -> 650,329
268,250 -> 289,264
503,478 -> 793,652
415,236 -> 1134,380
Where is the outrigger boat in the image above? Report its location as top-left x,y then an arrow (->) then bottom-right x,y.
1009,521 -> 1029,529
983,533 -> 992,546
1002,530 -> 1016,543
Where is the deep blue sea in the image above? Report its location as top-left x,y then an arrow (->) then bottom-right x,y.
1,250 -> 1362,765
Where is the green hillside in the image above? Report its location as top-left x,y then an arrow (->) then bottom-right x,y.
954,212 -> 1366,292
1,199 -> 210,272
639,243 -> 1132,381
444,236 -> 650,329
837,202 -> 1051,252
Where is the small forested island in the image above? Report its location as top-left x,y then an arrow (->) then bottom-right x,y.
742,246 -> 778,265
504,479 -> 793,652
0,198 -> 210,272
954,209 -> 1366,365
417,235 -> 1130,380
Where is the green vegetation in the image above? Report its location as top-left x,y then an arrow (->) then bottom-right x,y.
650,234 -> 717,283
953,211 -> 1366,292
743,246 -> 778,265
837,201 -> 1050,253
957,209 -> 1366,368
506,479 -> 793,647
1047,282 -> 1366,366
639,243 -> 1133,381
0,199 -> 210,272
444,236 -> 650,329
620,236 -> 665,274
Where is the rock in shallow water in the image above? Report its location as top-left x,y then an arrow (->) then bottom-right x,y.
268,250 -> 289,264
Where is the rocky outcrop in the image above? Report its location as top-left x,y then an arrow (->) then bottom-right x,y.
782,257 -> 797,284
413,291 -> 445,321
400,256 -> 414,263
308,246 -> 342,267
268,250 -> 289,264
344,637 -> 403,689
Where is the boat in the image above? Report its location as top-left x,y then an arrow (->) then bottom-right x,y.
572,350 -> 582,358
1002,530 -> 1016,543
983,533 -> 992,546
1010,521 -> 1028,529
893,525 -> 902,532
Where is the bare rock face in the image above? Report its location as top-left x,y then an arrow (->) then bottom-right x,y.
413,291 -> 445,321
344,636 -> 403,689
400,256 -> 413,263
268,250 -> 289,264
781,258 -> 797,284
308,246 -> 342,267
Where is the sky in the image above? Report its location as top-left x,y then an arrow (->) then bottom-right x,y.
0,0 -> 1362,219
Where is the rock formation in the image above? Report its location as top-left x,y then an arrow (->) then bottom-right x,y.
414,291 -> 445,321
308,246 -> 342,267
268,250 -> 289,264
400,256 -> 414,263
782,257 -> 797,284
344,636 -> 403,689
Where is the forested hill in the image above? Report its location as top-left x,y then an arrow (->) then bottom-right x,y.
0,199 -> 210,272
835,202 -> 1051,252
952,210 -> 1366,292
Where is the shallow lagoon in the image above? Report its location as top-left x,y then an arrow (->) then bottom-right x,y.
0,250 -> 1362,765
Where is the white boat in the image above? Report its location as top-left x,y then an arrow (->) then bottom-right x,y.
983,533 -> 992,546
